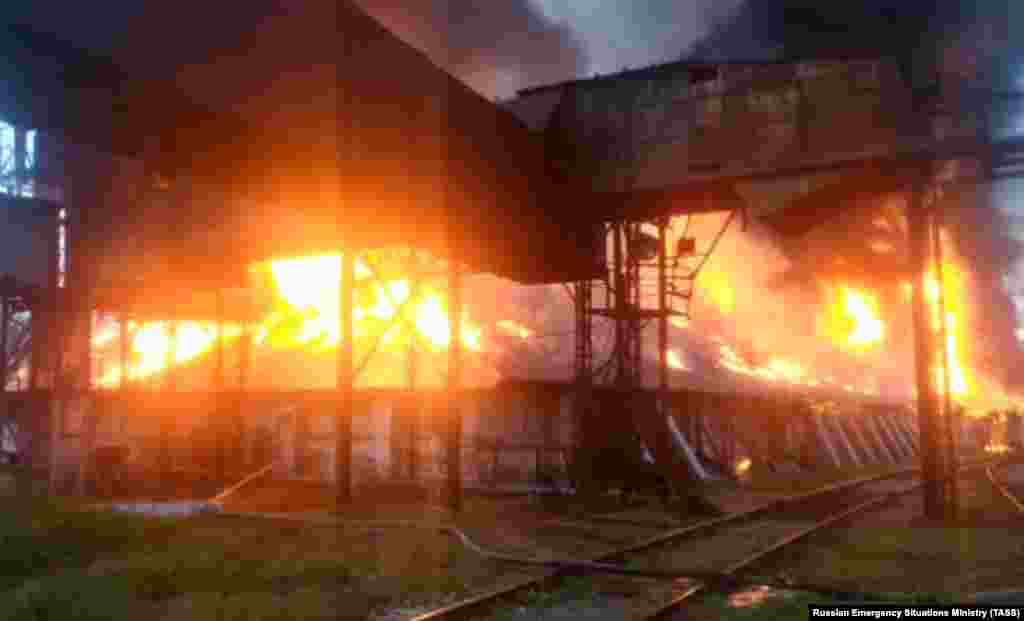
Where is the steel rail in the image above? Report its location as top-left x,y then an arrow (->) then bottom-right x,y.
640,459 -> 1006,621
409,464 -> 924,621
985,461 -> 1024,515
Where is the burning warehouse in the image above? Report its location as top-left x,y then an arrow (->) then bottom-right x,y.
0,0 -> 1020,523
1,2 -> 1024,619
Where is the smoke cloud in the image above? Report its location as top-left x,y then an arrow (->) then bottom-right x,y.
355,1 -> 588,100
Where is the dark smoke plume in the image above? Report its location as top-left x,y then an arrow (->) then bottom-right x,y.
355,1 -> 588,100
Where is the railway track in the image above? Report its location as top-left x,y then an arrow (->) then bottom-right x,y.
409,459 -> 1006,621
985,459 -> 1024,514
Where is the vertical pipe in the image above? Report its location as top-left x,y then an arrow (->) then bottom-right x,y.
907,171 -> 944,519
336,250 -> 354,507
447,259 -> 463,513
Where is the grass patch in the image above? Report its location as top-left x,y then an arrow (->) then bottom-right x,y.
760,525 -> 1024,596
489,577 -> 597,621
0,495 -> 369,619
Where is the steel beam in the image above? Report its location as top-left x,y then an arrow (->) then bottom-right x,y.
909,172 -> 945,518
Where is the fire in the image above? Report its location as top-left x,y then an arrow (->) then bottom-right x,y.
497,320 -> 532,340
264,254 -> 483,353
94,252 -> 485,386
717,345 -> 811,386
97,321 -> 243,386
700,268 -> 734,315
667,349 -> 689,371
838,286 -> 884,348
735,457 -> 753,475
924,256 -> 971,398
669,316 -> 690,329
985,443 -> 1011,454
764,358 -> 807,384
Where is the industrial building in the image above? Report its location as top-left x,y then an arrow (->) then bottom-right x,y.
0,1 -> 1020,520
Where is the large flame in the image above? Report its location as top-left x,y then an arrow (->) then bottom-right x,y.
924,255 -> 970,398
822,285 -> 885,350
700,267 -> 735,315
95,253 -> 484,387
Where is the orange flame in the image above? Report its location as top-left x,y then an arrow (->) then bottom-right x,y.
700,268 -> 734,315
667,349 -> 688,371
94,252 -> 484,386
497,320 -> 532,340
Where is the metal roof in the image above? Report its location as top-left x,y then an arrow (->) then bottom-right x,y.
2,2 -> 600,287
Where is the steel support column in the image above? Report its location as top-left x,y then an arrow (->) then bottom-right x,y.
162,319 -> 177,492
612,223 -> 627,386
658,220 -> 668,398
336,250 -> 355,507
407,335 -> 419,480
447,260 -> 463,513
214,289 -> 225,483
907,171 -> 945,519
931,208 -> 959,518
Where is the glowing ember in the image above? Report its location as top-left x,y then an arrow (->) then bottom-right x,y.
735,457 -> 752,475
985,443 -> 1011,454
